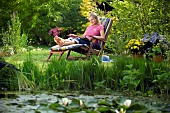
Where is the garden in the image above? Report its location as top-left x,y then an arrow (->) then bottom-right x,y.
0,0 -> 170,113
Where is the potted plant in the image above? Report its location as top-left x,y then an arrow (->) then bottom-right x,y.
141,32 -> 169,62
126,39 -> 144,58
150,44 -> 164,62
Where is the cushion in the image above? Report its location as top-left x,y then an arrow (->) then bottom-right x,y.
50,44 -> 88,51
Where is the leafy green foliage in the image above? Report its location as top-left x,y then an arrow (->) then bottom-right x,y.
152,69 -> 170,94
0,0 -> 88,46
120,64 -> 141,91
100,0 -> 170,54
0,66 -> 18,90
1,13 -> 28,55
16,0 -> 87,45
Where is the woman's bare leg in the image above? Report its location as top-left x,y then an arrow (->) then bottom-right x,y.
62,41 -> 76,46
54,36 -> 77,47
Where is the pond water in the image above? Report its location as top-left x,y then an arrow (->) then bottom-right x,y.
0,91 -> 169,113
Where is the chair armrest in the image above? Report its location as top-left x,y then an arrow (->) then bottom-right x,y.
91,36 -> 106,43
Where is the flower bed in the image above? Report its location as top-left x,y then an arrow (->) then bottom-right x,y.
126,32 -> 170,61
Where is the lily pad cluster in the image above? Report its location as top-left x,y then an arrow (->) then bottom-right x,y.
1,93 -> 168,113
48,97 -> 153,113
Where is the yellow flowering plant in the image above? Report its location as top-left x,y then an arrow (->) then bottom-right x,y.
126,39 -> 144,55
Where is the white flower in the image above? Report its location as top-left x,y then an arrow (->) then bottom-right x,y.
80,99 -> 83,106
62,98 -> 69,106
10,50 -> 14,55
115,108 -> 126,113
9,47 -> 14,55
32,49 -> 36,51
115,109 -> 119,113
21,48 -> 27,52
37,47 -> 42,51
123,99 -> 131,107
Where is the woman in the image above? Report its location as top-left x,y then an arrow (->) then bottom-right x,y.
55,13 -> 105,48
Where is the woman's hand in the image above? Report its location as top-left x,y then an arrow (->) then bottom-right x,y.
88,36 -> 93,41
67,34 -> 78,38
89,36 -> 97,43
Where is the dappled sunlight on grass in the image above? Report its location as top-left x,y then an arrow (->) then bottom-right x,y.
4,46 -> 50,64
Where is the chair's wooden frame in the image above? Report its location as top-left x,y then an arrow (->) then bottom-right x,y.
47,18 -> 113,61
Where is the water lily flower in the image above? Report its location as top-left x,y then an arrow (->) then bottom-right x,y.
123,99 -> 131,107
115,108 -> 126,113
80,99 -> 83,106
62,98 -> 69,106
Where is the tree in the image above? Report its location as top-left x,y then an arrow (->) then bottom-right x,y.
0,0 -> 88,45
100,0 -> 170,54
0,0 -> 16,46
16,0 -> 88,45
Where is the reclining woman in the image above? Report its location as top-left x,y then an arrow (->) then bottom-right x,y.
54,13 -> 105,49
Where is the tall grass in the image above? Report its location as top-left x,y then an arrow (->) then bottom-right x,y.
17,71 -> 35,91
3,53 -> 170,95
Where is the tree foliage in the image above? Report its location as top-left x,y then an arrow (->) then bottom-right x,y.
16,0 -> 87,45
80,0 -> 97,17
0,0 -> 88,45
0,0 -> 169,52
102,0 -> 170,54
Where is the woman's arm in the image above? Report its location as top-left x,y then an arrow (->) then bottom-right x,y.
67,34 -> 83,38
91,29 -> 105,42
67,34 -> 78,37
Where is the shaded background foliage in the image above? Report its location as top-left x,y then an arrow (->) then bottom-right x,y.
0,0 -> 87,46
0,0 -> 170,53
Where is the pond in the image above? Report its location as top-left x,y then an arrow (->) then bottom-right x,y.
0,91 -> 169,113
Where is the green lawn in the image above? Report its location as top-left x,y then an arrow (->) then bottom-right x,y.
3,45 -> 88,66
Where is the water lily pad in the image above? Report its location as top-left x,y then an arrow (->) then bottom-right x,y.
67,98 -> 81,109
49,102 -> 66,111
34,109 -> 41,113
83,109 -> 100,113
85,99 -> 98,108
98,99 -> 112,106
161,105 -> 170,113
126,103 -> 149,113
68,108 -> 81,112
67,111 -> 86,113
97,106 -> 110,112
27,99 -> 37,105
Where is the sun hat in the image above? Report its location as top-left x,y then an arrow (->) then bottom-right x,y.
101,55 -> 113,62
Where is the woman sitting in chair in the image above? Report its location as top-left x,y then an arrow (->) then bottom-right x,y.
54,13 -> 105,49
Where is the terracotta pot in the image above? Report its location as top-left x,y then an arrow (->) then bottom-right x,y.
152,55 -> 164,62
131,54 -> 143,59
